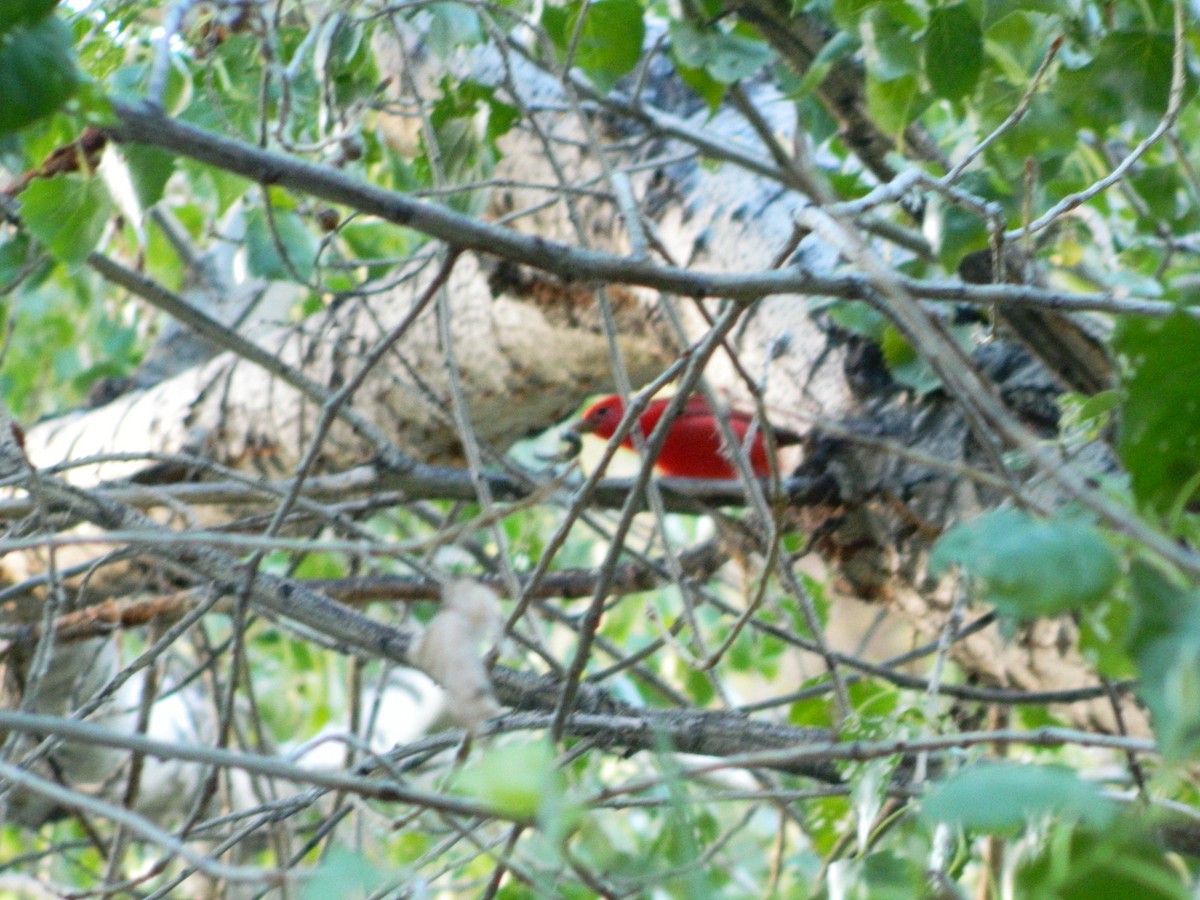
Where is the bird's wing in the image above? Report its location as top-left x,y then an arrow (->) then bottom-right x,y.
674,396 -> 805,446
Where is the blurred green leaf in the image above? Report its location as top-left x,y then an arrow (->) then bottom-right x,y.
1130,166 -> 1185,225
1126,561 -> 1200,759
866,72 -> 921,136
430,78 -> 518,147
244,207 -> 318,282
1077,591 -> 1134,679
339,221 -> 414,281
932,509 -> 1119,618
683,665 -> 715,704
880,325 -> 940,394
1057,30 -> 1185,132
825,299 -> 886,340
0,233 -> 34,288
836,851 -> 929,899
924,4 -> 982,101
925,194 -> 991,270
923,764 -> 1115,833
292,552 -> 347,580
0,16 -> 80,135
300,847 -> 390,900
457,739 -> 581,840
675,62 -> 726,113
543,0 -> 644,93
22,174 -> 110,266
830,0 -> 876,27
861,7 -> 919,82
1015,817 -> 1188,899
426,2 -> 482,56
121,145 -> 175,211
1116,313 -> 1200,515
847,679 -> 900,722
0,0 -> 59,32
670,21 -> 773,85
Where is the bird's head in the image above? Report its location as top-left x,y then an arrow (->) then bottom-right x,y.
569,394 -> 626,439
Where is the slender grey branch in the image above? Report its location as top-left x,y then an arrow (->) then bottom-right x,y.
0,464 -> 835,521
104,101 -> 1186,318
0,756 -> 286,885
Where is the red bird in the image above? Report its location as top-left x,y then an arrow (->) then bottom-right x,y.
570,394 -> 795,479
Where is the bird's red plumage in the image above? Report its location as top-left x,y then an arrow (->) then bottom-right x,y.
575,394 -> 776,478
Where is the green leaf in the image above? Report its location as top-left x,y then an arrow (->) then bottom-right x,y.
0,233 -> 33,288
1057,30 -> 1184,132
207,167 -> 253,216
421,78 -> 516,213
313,15 -> 379,109
540,5 -> 570,52
675,62 -> 725,113
456,739 -> 581,839
925,194 -> 990,270
292,552 -> 347,580
825,299 -> 886,340
300,847 -> 390,900
425,2 -> 482,57
684,666 -> 715,704
849,851 -> 930,899
0,0 -> 58,33
866,72 -> 921,136
789,683 -> 835,728
931,509 -> 1119,618
880,325 -> 940,394
1126,561 -> 1200,760
847,679 -> 899,721
430,78 -> 518,147
1077,590 -> 1134,679
244,207 -> 318,282
121,145 -> 175,211
544,0 -> 644,93
831,0 -> 877,27
861,7 -> 919,82
923,764 -> 1115,833
579,0 -> 644,90
0,16 -> 80,134
1129,165 -> 1184,225
671,21 -> 772,86
1116,313 -> 1200,515
21,174 -> 110,266
924,4 -> 982,101
1015,817 -> 1188,900
793,30 -> 858,97
983,10 -> 1054,78
339,221 -> 414,281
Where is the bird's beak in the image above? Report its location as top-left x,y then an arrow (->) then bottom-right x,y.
563,416 -> 595,436
537,418 -> 587,464
556,423 -> 585,459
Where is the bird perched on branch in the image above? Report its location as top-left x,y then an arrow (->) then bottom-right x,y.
567,394 -> 800,479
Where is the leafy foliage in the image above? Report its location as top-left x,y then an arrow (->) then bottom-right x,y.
923,763 -> 1115,833
0,12 -> 79,135
1117,313 -> 1200,517
932,509 -> 1120,618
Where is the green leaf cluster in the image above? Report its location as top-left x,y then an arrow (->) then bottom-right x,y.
925,765 -> 1187,899
0,6 -> 80,135
1127,562 -> 1200,759
932,509 -> 1119,618
541,0 -> 645,92
1117,314 -> 1200,518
